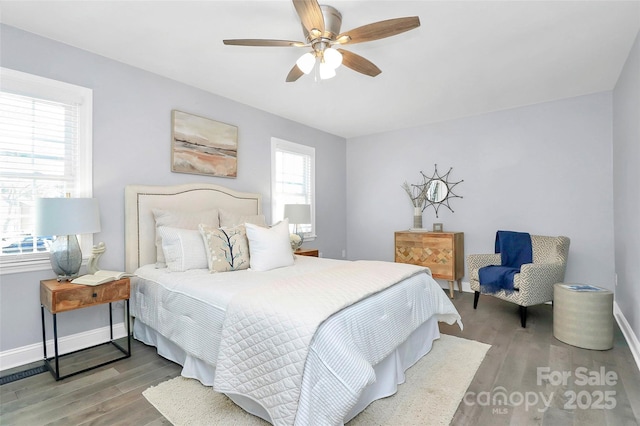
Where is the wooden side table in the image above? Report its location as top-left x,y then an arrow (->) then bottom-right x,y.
40,278 -> 131,380
295,248 -> 319,257
395,231 -> 464,298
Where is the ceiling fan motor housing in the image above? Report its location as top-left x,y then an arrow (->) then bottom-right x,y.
320,5 -> 342,39
304,4 -> 342,57
302,5 -> 340,39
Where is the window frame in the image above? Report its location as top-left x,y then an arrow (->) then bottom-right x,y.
270,137 -> 316,240
0,68 -> 93,275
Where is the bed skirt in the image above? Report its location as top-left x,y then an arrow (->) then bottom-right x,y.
134,316 -> 440,424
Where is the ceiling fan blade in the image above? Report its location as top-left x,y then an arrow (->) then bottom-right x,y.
286,64 -> 305,82
223,39 -> 306,47
337,49 -> 381,77
337,16 -> 420,45
292,0 -> 324,35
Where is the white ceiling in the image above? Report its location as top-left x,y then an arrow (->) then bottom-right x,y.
1,1 -> 638,138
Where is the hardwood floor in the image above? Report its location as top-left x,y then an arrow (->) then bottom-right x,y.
1,290 -> 638,425
442,292 -> 640,425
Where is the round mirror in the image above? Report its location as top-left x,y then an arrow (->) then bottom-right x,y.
426,179 -> 449,203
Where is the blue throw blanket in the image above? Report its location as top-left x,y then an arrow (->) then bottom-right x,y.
479,231 -> 532,294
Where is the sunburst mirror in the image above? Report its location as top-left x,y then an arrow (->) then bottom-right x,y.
419,165 -> 463,218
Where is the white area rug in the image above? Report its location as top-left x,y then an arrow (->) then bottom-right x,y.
143,334 -> 490,425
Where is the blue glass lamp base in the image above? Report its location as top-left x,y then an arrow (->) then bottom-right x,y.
50,235 -> 82,281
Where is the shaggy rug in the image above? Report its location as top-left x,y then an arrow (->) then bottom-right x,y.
143,334 -> 490,425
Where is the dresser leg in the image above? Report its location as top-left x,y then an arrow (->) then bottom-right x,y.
457,279 -> 463,294
448,281 -> 454,299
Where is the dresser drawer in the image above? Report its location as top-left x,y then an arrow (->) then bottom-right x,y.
40,278 -> 130,314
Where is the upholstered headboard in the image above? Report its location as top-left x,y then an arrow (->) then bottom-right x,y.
124,183 -> 262,272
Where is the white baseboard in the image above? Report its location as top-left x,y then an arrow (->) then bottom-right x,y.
0,323 -> 128,372
614,301 -> 640,372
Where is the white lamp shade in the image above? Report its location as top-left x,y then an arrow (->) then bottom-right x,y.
296,52 -> 316,74
323,48 -> 343,69
283,204 -> 311,225
35,198 -> 101,236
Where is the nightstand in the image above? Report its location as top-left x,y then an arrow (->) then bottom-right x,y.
294,248 -> 319,257
40,278 -> 131,380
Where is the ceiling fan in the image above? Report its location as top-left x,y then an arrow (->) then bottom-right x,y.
223,0 -> 421,82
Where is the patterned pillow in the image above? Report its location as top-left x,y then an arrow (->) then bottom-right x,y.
199,224 -> 250,273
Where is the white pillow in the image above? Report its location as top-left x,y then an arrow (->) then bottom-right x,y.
158,226 -> 208,272
245,219 -> 294,272
219,208 -> 266,228
152,208 -> 219,267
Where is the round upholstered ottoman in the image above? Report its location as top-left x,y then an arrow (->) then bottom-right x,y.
553,283 -> 614,350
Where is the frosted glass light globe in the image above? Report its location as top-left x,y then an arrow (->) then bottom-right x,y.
319,62 -> 337,79
323,48 -> 343,69
296,52 -> 316,74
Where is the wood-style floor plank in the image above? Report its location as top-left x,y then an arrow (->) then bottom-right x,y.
1,290 -> 638,425
48,371 -> 177,426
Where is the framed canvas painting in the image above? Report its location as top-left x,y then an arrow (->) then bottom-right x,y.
171,110 -> 238,178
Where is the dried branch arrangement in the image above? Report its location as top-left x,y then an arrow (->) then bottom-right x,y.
402,181 -> 426,209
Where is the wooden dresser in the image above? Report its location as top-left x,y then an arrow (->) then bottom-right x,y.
394,231 -> 464,298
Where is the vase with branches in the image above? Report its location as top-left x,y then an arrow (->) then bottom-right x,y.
402,181 -> 427,228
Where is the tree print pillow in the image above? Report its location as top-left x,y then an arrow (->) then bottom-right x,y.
199,224 -> 250,273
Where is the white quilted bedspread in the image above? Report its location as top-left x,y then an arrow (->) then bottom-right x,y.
213,260 -> 459,426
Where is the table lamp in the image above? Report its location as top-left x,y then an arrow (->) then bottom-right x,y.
35,197 -> 101,281
283,204 -> 311,249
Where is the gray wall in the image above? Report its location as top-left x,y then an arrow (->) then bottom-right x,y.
613,31 -> 640,342
0,25 -> 347,353
346,92 -> 615,293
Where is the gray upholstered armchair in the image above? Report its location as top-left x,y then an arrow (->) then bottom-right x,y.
467,235 -> 570,327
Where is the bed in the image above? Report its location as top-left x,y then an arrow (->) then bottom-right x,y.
124,182 -> 462,425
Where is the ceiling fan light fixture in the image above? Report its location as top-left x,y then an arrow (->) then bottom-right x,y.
223,0 -> 421,82
296,52 -> 316,74
323,47 -> 342,69
319,61 -> 336,80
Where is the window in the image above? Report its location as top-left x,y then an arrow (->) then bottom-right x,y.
271,137 -> 315,239
0,68 -> 93,273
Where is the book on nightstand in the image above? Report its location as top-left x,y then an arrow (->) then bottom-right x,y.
71,270 -> 134,286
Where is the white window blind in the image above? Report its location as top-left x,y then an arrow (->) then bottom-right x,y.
271,138 -> 315,238
0,68 -> 92,270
